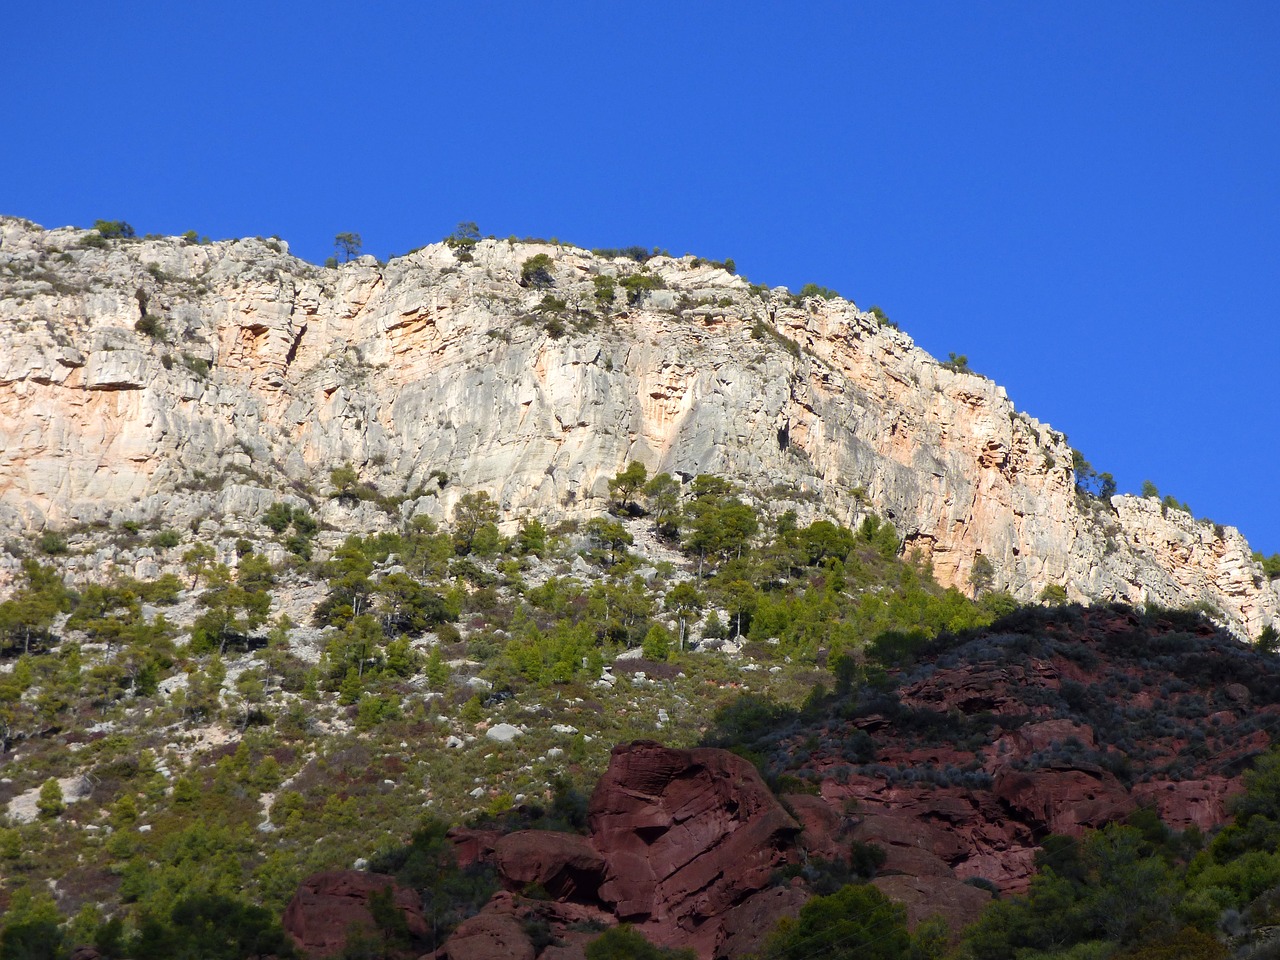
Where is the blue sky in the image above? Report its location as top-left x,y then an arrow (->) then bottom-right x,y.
5,3 -> 1277,554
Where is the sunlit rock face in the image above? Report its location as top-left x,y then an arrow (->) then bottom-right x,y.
1,216 -> 1275,636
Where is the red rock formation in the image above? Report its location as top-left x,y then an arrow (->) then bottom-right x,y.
873,874 -> 992,932
994,767 -> 1134,835
1131,776 -> 1242,832
493,830 -> 606,900
587,741 -> 801,956
282,870 -> 427,959
438,893 -> 535,960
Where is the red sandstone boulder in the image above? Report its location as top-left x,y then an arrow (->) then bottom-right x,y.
438,910 -> 534,960
283,870 -> 427,959
588,741 -> 801,952
994,767 -> 1134,835
781,792 -> 847,861
494,830 -> 606,900
1132,776 -> 1241,832
718,886 -> 810,959
448,827 -> 503,869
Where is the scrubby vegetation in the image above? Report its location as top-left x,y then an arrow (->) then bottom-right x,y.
0,464 -> 1278,957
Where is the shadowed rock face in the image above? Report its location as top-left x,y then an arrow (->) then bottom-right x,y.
493,830 -> 605,901
2,216 -> 1274,637
758,606 -> 1280,894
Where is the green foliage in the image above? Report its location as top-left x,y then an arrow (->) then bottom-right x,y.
520,253 -> 555,287
1141,480 -> 1160,499
94,219 -> 136,239
128,894 -> 297,960
642,623 -> 673,662
961,824 -> 1182,959
445,221 -> 480,260
37,531 -> 67,555
760,883 -> 910,960
189,572 -> 271,655
150,528 -> 181,549
608,461 -> 648,512
664,582 -> 703,650
452,491 -> 500,555
585,924 -> 695,960
942,351 -> 971,373
134,313 -> 169,340
642,472 -> 682,538
1072,450 -> 1117,500
1254,552 -> 1280,579
591,246 -> 661,263
334,232 -> 362,262
36,777 -> 64,818
1258,623 -> 1280,654
370,819 -> 498,952
592,274 -> 617,308
619,271 -> 665,305
1041,583 -> 1070,605
585,517 -> 634,568
969,554 -> 996,597
517,518 -> 548,556
330,463 -> 360,499
682,476 -> 759,570
260,502 -> 316,558
792,282 -> 841,303
1211,746 -> 1280,861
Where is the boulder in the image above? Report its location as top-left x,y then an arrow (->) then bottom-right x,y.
439,909 -> 534,960
282,870 -> 426,959
717,886 -> 810,959
994,767 -> 1134,835
494,830 -> 606,900
588,741 -> 801,950
487,723 -> 523,743
781,792 -> 847,861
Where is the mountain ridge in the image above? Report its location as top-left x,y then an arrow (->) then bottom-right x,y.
1,216 -> 1275,638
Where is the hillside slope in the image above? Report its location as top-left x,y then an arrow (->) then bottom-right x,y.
1,217 -> 1275,636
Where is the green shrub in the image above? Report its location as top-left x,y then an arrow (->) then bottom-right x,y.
37,778 -> 64,818
619,272 -> 664,305
93,219 -> 136,239
520,254 -> 555,288
134,314 -> 169,340
38,530 -> 68,555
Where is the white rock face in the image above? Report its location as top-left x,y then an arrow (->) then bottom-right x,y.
0,216 -> 1276,637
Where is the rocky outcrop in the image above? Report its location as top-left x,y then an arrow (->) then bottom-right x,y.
296,609 -> 1280,960
493,830 -> 605,900
588,741 -> 801,955
0,217 -> 1274,637
435,742 -> 803,960
282,870 -> 427,959
764,606 -> 1280,893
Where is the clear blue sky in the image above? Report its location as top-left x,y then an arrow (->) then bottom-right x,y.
5,3 -> 1277,554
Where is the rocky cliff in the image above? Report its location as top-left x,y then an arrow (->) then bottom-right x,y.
1,216 -> 1275,636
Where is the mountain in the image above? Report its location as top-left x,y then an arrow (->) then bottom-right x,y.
1,217 -> 1275,638
5,218 -> 1280,960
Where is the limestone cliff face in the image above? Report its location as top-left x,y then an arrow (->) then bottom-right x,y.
1,216 -> 1275,636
